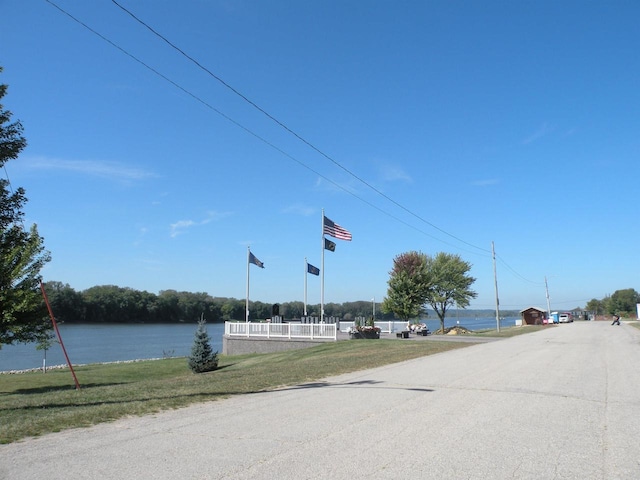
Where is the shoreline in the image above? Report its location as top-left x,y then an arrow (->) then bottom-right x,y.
0,357 -> 176,375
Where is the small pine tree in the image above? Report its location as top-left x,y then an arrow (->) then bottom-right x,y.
188,317 -> 218,373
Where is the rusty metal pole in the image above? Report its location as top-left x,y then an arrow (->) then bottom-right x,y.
40,282 -> 80,390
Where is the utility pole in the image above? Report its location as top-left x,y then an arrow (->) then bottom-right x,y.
545,276 -> 551,322
492,241 -> 500,332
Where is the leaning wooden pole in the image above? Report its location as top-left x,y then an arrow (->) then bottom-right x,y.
40,281 -> 81,390
492,241 -> 501,333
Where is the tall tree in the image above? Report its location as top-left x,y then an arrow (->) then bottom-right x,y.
0,68 -> 51,346
423,252 -> 477,333
42,281 -> 85,323
382,251 -> 431,322
607,288 -> 639,316
585,298 -> 605,317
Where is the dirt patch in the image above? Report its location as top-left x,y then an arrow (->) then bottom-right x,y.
432,326 -> 473,335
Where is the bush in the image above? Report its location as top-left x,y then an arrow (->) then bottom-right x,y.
188,319 -> 218,373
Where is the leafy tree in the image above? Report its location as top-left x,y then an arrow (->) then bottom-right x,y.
585,298 -> 605,317
157,290 -> 182,322
0,68 -> 51,347
220,298 -> 244,321
188,317 -> 218,373
607,288 -> 639,316
42,281 -> 85,323
382,251 -> 431,322
251,300 -> 270,320
281,301 -> 304,319
423,252 -> 477,333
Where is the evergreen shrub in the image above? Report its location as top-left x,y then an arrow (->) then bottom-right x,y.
188,319 -> 219,373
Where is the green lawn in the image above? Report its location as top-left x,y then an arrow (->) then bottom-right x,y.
472,324 -> 552,337
1,338 -> 471,444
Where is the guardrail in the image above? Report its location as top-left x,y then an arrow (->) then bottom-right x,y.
225,322 -> 337,340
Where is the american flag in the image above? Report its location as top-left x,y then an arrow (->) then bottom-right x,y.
323,216 -> 352,241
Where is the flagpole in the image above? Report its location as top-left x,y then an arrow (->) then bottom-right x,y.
321,209 -> 325,323
246,246 -> 250,322
304,257 -> 308,317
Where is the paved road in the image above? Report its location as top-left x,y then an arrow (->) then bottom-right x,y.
2,321 -> 639,479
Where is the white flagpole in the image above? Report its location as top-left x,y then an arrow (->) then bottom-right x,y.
246,246 -> 250,322
321,209 -> 325,323
304,257 -> 308,317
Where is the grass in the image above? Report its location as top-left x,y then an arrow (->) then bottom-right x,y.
472,324 -> 552,337
0,338 -> 472,444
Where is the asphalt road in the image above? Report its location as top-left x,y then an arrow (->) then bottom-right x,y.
2,321 -> 639,479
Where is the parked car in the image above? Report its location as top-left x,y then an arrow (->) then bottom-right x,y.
559,312 -> 573,323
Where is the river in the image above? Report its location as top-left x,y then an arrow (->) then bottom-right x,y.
0,323 -> 226,372
0,317 -> 516,372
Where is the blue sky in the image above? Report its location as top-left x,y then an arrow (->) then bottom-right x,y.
1,0 -> 638,311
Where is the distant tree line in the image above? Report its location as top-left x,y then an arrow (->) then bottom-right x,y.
585,288 -> 639,317
41,281 -> 401,324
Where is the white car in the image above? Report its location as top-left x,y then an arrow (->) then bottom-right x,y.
559,313 -> 573,323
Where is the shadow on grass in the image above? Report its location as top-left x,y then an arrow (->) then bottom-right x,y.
11,382 -> 128,396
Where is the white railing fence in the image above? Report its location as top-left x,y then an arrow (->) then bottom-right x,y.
225,320 -> 411,339
225,322 -> 337,340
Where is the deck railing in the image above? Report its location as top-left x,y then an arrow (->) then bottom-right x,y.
225,322 -> 337,340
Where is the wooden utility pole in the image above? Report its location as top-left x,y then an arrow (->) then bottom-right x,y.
492,241 -> 500,332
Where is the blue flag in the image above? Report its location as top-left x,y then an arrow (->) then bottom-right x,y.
307,263 -> 320,276
324,238 -> 336,252
249,252 -> 264,268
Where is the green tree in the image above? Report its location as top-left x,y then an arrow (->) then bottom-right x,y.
281,301 -> 304,319
187,317 -> 218,373
607,288 -> 639,316
423,252 -> 477,333
585,298 -> 605,317
382,251 -> 431,322
42,281 -> 85,323
0,68 -> 51,347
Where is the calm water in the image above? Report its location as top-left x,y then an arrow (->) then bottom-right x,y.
0,323 -> 226,372
0,317 -> 516,372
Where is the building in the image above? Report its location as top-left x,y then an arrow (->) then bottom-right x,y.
519,307 -> 547,325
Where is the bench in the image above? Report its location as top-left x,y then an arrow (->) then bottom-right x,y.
396,331 -> 410,338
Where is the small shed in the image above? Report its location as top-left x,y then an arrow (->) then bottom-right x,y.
520,307 -> 547,325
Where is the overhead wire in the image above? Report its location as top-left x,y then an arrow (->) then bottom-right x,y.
43,0 -> 476,255
496,255 -> 545,286
44,0 -> 552,291
108,0 -> 492,256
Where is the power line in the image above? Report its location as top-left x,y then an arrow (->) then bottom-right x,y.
43,0 -> 478,255
108,0 -> 491,256
47,0 -> 564,292
495,254 -> 545,286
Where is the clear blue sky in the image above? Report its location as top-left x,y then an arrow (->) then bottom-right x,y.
1,1 -> 638,311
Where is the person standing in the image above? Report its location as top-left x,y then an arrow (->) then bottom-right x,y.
611,314 -> 621,326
